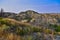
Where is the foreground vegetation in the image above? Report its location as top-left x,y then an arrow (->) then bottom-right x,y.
0,17 -> 60,40
0,17 -> 42,40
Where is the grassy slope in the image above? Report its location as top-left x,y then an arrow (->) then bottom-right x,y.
0,17 -> 42,40
0,17 -> 60,40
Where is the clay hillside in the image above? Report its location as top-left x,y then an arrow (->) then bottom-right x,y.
0,10 -> 60,40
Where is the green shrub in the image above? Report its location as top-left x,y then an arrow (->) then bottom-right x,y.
32,27 -> 41,32
50,24 -> 60,32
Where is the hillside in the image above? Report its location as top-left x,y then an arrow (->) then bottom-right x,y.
1,10 -> 60,26
0,17 -> 43,40
0,10 -> 60,40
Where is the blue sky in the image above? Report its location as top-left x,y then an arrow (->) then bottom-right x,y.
0,0 -> 60,13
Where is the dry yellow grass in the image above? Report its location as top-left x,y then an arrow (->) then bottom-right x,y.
3,18 -> 31,27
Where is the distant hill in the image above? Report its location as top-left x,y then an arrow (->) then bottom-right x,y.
0,10 -> 60,27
